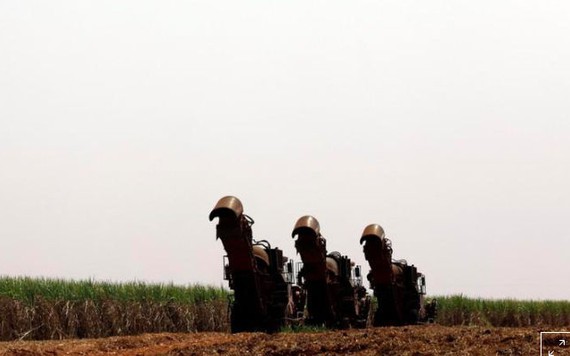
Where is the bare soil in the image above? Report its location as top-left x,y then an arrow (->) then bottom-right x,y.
0,325 -> 559,355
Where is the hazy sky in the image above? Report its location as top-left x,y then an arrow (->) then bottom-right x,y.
1,1 -> 569,299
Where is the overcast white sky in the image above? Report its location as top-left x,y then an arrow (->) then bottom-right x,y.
1,1 -> 569,300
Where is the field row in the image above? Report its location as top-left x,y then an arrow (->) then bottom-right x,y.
0,276 -> 568,341
436,295 -> 570,327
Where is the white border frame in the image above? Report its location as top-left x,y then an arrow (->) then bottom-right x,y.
540,332 -> 570,356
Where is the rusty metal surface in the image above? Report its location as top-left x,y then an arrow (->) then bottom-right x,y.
291,215 -> 321,237
210,196 -> 290,333
361,223 -> 394,287
252,245 -> 270,266
359,224 -> 385,244
209,196 -> 244,221
293,215 -> 327,281
325,257 -> 339,276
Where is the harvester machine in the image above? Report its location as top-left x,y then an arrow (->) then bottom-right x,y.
209,196 -> 292,333
360,224 -> 436,326
292,216 -> 368,328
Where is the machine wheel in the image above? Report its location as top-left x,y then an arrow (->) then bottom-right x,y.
407,308 -> 419,324
230,304 -> 246,333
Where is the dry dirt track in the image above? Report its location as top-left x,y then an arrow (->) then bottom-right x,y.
0,325 -> 560,355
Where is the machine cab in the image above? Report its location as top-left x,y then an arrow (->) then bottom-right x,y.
353,265 -> 363,287
417,274 -> 427,295
283,260 -> 295,284
222,255 -> 231,280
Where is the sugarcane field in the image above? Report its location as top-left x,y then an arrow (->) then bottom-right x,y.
2,1 -> 569,355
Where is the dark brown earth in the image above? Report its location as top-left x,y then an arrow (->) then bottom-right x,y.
0,325 -> 562,355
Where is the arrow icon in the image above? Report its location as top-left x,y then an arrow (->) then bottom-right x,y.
560,339 -> 566,346
548,351 -> 554,356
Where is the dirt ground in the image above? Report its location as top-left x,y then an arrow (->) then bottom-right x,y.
0,325 -> 563,356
